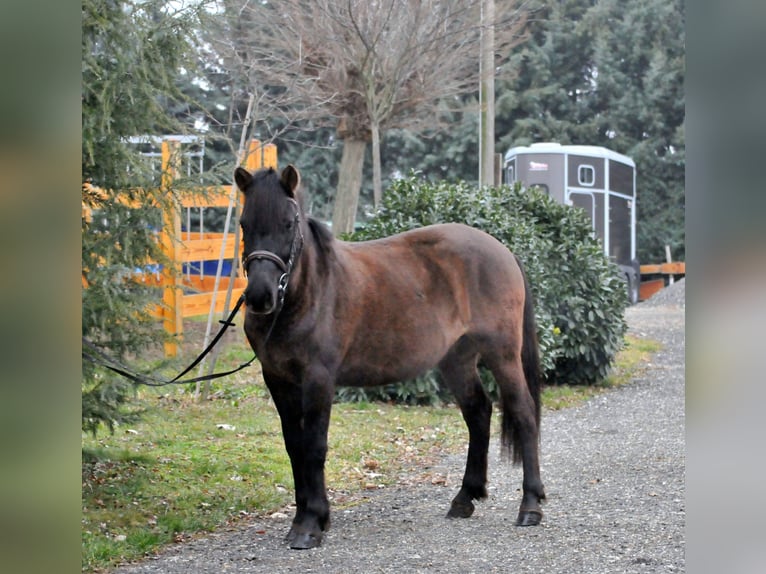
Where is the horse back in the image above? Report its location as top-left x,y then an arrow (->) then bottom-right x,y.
323,223 -> 525,386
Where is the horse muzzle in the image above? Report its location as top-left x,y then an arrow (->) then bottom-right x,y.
244,276 -> 280,315
242,250 -> 290,315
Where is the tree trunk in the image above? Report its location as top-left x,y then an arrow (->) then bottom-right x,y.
331,138 -> 367,236
371,121 -> 382,209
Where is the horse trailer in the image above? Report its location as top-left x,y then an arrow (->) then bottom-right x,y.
503,142 -> 640,304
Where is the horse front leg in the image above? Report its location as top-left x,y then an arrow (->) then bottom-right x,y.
287,368 -> 335,550
262,375 -> 309,545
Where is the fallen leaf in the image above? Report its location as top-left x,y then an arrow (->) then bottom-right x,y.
431,475 -> 447,486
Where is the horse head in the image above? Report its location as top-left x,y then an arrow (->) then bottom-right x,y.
235,165 -> 304,316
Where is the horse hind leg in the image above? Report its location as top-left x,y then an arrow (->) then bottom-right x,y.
487,355 -> 546,526
438,351 -> 492,519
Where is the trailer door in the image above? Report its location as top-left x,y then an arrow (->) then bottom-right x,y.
569,191 -> 595,229
569,190 -> 606,249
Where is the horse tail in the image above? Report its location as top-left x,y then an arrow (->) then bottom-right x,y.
502,255 -> 542,464
518,255 -> 542,428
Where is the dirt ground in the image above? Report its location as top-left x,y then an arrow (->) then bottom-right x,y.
114,283 -> 685,573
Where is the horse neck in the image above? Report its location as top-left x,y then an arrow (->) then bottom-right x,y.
283,218 -> 323,312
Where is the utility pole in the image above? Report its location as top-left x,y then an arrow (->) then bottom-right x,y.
479,0 -> 496,186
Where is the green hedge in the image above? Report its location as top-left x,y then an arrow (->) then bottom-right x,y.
335,174 -> 627,404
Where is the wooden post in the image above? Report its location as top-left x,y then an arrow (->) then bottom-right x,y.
665,245 -> 674,285
160,139 -> 183,357
263,143 -> 278,169
243,139 -> 277,171
237,140 -> 262,281
478,0 -> 496,187
246,139 -> 262,170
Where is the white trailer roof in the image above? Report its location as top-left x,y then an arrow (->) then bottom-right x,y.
504,142 -> 635,168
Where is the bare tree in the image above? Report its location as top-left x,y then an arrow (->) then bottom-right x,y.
212,0 -> 529,234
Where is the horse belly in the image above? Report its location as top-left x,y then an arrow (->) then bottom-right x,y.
336,355 -> 437,388
336,319 -> 459,388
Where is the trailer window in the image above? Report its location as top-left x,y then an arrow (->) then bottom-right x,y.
506,165 -> 515,183
578,165 -> 595,186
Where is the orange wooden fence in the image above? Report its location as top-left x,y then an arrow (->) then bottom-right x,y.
83,137 -> 277,357
638,262 -> 686,301
156,138 -> 277,356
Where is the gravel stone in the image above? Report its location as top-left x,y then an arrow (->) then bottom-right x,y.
639,277 -> 685,308
114,285 -> 685,574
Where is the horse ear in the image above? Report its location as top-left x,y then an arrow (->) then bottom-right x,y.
280,165 -> 300,198
234,167 -> 252,192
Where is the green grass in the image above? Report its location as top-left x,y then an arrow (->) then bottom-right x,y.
81,380 -> 468,572
82,333 -> 660,572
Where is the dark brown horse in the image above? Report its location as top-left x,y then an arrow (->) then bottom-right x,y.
235,165 -> 546,549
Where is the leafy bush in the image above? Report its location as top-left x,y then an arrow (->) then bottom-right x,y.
338,174 -> 627,404
335,373 -> 446,406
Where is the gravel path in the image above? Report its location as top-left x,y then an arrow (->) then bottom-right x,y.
115,285 -> 685,573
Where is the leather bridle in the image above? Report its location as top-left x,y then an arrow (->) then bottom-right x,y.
241,197 -> 304,315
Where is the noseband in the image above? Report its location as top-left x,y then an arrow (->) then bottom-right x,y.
241,197 -> 304,313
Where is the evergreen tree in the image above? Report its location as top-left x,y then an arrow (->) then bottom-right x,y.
586,0 -> 685,261
189,0 -> 684,261
82,0 -> 206,433
496,0 -> 598,148
495,0 -> 685,263
381,102 -> 481,186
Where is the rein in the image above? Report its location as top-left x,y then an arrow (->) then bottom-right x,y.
82,293 -> 256,387
82,200 -> 305,388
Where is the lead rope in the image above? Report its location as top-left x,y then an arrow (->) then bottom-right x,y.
84,202 -> 305,388
82,294 -> 256,387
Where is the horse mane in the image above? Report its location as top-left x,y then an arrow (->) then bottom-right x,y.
306,216 -> 335,267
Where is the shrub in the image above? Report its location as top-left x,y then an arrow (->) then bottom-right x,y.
338,174 -> 627,404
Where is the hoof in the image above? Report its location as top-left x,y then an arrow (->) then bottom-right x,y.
516,509 -> 543,527
290,531 -> 323,549
285,524 -> 324,550
285,525 -> 324,549
446,498 -> 475,519
285,526 -> 297,545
